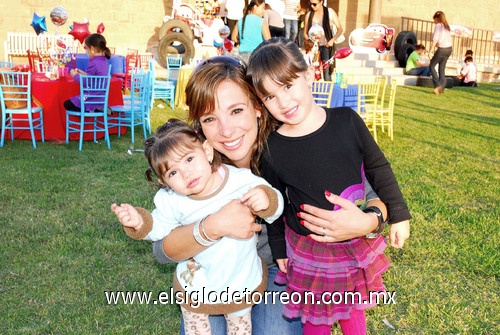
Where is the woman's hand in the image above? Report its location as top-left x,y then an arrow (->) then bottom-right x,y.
204,199 -> 262,240
297,191 -> 378,243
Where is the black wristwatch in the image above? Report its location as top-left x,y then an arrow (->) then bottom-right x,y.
363,206 -> 385,238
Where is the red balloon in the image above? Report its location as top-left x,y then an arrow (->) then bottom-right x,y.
97,22 -> 105,34
223,38 -> 233,53
334,47 -> 353,59
69,21 -> 91,44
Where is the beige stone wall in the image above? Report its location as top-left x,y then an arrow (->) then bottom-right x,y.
1,0 -> 498,64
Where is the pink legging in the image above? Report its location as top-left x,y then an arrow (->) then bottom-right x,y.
303,309 -> 367,335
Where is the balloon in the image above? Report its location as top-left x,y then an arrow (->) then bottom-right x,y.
50,6 -> 68,26
97,22 -> 105,34
218,25 -> 230,39
56,38 -> 67,49
223,38 -> 233,53
308,24 -> 325,41
69,21 -> 91,44
213,36 -> 223,47
30,12 -> 48,35
334,47 -> 353,59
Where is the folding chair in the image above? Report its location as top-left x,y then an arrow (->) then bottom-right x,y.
149,58 -> 175,109
356,82 -> 381,142
109,71 -> 150,144
65,74 -> 112,151
0,71 -> 44,148
374,79 -> 397,140
311,81 -> 334,108
166,54 -> 183,86
112,48 -> 139,92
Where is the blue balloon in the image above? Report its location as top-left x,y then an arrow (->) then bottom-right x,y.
31,12 -> 48,35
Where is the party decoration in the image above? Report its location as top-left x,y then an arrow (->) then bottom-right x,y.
30,12 -> 48,35
97,22 -> 105,34
308,24 -> 325,41
69,21 -> 91,44
218,26 -> 230,39
50,6 -> 68,27
223,38 -> 233,53
334,47 -> 353,59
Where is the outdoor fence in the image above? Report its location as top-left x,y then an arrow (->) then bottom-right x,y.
401,17 -> 500,65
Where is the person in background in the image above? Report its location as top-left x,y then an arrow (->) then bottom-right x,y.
455,50 -> 477,85
303,0 -> 344,81
457,56 -> 478,87
112,118 -> 284,335
264,4 -> 285,37
247,38 -> 411,335
405,44 -> 430,76
283,0 -> 300,43
429,10 -> 452,95
63,33 -> 111,112
231,0 -> 271,64
296,3 -> 307,47
224,0 -> 245,42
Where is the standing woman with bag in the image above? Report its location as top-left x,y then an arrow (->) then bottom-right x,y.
429,11 -> 452,95
303,1 -> 343,81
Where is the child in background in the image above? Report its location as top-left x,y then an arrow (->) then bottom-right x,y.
405,44 -> 430,76
247,38 -> 411,335
63,33 -> 111,112
457,56 -> 478,87
111,119 -> 284,335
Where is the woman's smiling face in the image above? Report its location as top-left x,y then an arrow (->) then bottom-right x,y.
198,80 -> 261,169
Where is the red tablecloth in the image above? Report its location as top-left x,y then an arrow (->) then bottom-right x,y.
9,73 -> 124,141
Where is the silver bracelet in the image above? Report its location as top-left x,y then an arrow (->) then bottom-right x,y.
200,216 -> 219,243
193,218 -> 217,247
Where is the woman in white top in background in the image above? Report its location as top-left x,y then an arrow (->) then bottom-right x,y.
429,11 -> 452,95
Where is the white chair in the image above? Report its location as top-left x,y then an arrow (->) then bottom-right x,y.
65,74 -> 112,151
0,71 -> 44,148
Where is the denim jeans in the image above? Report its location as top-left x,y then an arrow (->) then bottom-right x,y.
429,47 -> 452,88
319,46 -> 333,81
179,266 -> 303,335
284,19 -> 298,43
406,66 -> 430,77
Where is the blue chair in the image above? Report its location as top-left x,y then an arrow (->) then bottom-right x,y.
65,74 -> 112,151
149,58 -> 175,109
166,55 -> 182,86
0,71 -> 44,148
109,71 -> 150,144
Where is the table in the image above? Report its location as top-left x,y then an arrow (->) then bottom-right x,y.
8,73 -> 124,142
71,54 -> 125,75
330,84 -> 358,109
174,65 -> 195,109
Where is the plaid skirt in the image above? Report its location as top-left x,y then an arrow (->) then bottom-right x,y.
280,226 -> 390,326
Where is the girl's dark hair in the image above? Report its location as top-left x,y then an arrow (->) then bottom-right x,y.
247,37 -> 308,99
241,0 -> 266,40
84,33 -> 112,59
415,44 -> 426,51
185,58 -> 276,175
144,118 -> 221,190
433,11 -> 450,31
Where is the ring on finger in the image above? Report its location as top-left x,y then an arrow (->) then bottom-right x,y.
322,227 -> 326,236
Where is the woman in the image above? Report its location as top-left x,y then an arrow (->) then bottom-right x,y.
303,1 -> 343,81
149,56 -> 391,334
429,11 -> 452,95
231,0 -> 271,64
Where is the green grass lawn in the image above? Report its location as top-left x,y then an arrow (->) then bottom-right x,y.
1,83 -> 499,334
